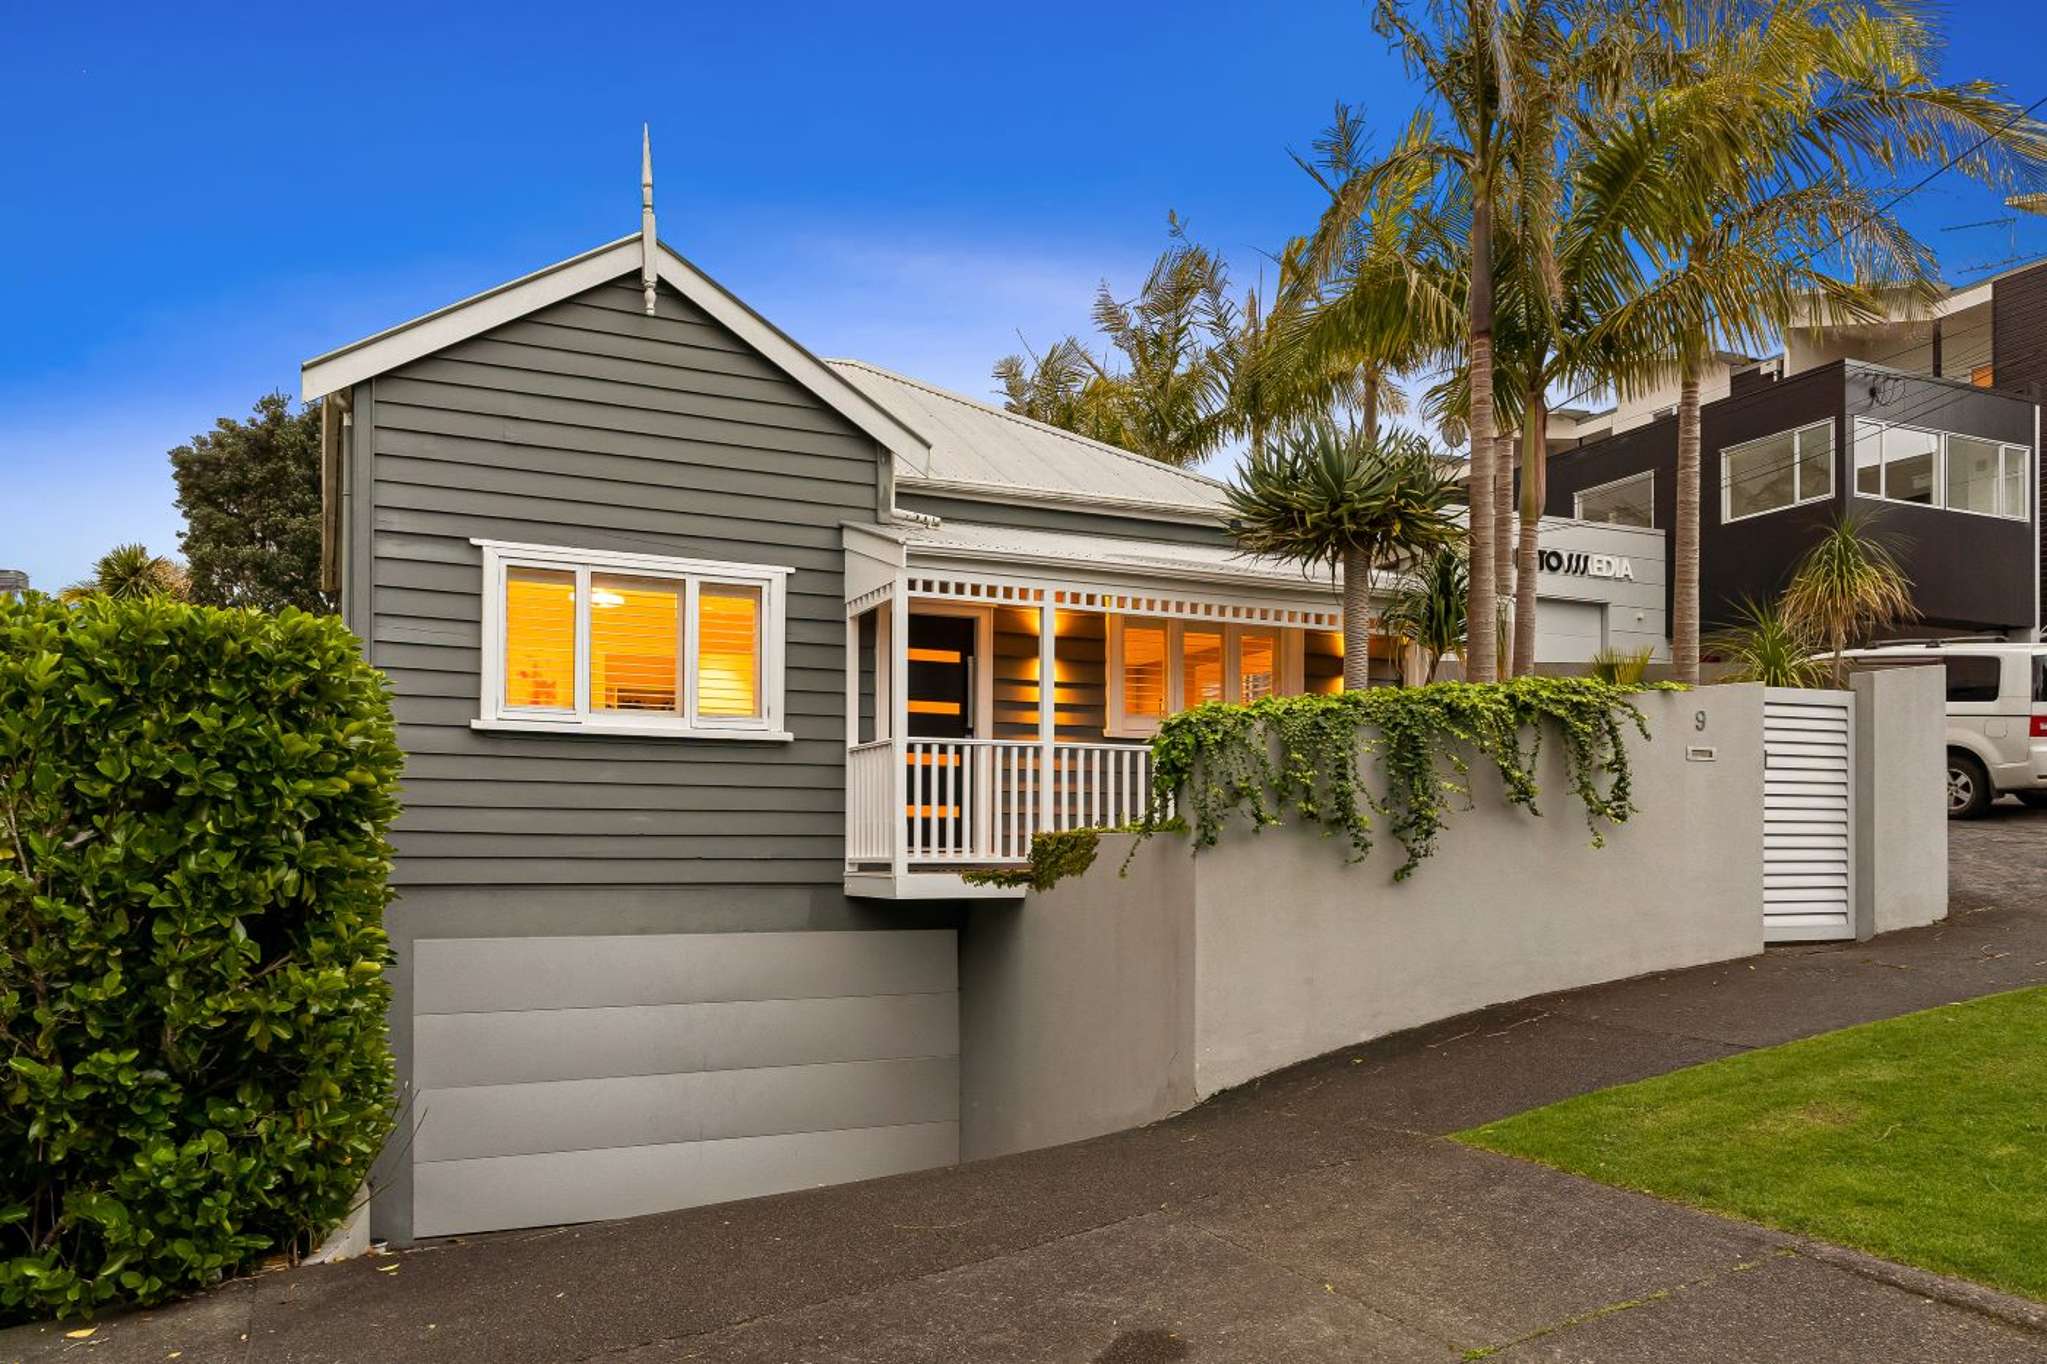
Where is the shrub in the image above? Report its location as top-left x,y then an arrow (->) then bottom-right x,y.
0,595 -> 401,1323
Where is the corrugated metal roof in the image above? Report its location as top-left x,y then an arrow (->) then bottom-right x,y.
900,520 -> 1339,595
827,359 -> 1231,518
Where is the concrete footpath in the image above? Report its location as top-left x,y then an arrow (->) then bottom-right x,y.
9,813 -> 2047,1364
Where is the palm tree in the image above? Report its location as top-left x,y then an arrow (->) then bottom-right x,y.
1226,420 -> 1463,690
1603,0 -> 2047,684
1780,513 -> 1917,685
1384,544 -> 1469,681
993,215 -> 1240,467
1706,598 -> 1826,688
61,543 -> 190,603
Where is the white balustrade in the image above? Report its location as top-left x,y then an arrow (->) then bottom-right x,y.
850,738 -> 1156,867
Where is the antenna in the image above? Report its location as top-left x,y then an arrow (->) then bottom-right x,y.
640,125 -> 657,316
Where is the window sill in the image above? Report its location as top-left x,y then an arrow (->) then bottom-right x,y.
471,717 -> 794,742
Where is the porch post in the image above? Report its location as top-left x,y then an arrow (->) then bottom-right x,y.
1038,597 -> 1056,835
890,583 -> 909,879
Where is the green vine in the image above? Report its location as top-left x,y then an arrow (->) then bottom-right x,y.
1139,677 -> 1679,881
961,827 -> 1104,891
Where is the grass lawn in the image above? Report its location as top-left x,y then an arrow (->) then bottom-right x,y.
1457,987 -> 2047,1301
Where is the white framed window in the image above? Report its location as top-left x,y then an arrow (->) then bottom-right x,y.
1853,418 -> 2031,520
1105,618 -> 1302,737
473,539 -> 792,740
1721,420 -> 1834,523
1574,470 -> 1655,527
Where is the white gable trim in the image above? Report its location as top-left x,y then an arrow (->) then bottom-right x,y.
300,237 -> 931,461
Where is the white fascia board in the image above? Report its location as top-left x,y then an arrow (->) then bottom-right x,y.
905,540 -> 1340,599
299,237 -> 933,468
302,237 -> 641,400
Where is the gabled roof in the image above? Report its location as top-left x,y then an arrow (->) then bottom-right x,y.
300,235 -> 931,462
827,359 -> 1232,522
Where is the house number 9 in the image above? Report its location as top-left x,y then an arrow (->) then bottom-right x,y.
1694,710 -> 1707,732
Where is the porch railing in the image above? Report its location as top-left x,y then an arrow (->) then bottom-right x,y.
860,738 -> 1155,867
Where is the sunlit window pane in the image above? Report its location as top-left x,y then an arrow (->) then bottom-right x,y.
591,574 -> 681,713
1724,431 -> 1796,520
1882,427 -> 1939,504
2001,446 -> 2029,519
1123,623 -> 1167,720
1946,434 -> 2001,514
1796,422 -> 1833,499
504,567 -> 575,711
1238,632 -> 1278,702
1182,630 -> 1223,706
698,584 -> 762,718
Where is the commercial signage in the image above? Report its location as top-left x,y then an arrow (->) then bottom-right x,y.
1539,549 -> 1635,581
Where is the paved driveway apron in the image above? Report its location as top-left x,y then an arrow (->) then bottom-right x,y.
9,812 -> 2047,1364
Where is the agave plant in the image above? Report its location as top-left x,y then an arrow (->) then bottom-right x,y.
1226,419 -> 1462,690
1706,598 -> 1825,688
1780,513 -> 1917,685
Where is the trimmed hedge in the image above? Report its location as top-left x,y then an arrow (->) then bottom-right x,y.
0,595 -> 402,1323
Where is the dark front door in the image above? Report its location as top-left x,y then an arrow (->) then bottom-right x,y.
906,615 -> 976,739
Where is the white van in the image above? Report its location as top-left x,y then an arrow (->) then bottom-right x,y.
1840,642 -> 2047,818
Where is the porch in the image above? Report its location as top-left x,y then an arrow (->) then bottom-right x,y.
842,519 -> 1397,899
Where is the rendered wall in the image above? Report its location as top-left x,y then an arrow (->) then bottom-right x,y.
960,687 -> 1766,1160
1852,666 -> 1949,937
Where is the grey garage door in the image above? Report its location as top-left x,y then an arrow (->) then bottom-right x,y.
1534,599 -> 1607,664
409,930 -> 959,1237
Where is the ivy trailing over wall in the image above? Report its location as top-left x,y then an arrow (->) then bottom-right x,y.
1142,677 -> 1675,881
961,827 -> 1104,891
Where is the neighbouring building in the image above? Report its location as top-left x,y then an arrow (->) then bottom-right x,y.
303,150 -> 1665,1244
1542,259 -> 2047,639
0,570 -> 27,596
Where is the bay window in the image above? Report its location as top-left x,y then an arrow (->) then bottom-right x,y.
475,540 -> 790,739
1106,618 -> 1305,736
1853,419 -> 2030,519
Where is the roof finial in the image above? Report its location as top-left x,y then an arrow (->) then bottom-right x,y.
640,124 -> 658,315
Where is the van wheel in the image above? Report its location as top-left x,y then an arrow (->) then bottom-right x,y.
1948,751 -> 1993,820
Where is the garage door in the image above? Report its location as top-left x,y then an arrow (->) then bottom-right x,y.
1534,599 -> 1607,664
1763,689 -> 1856,942
409,930 -> 959,1237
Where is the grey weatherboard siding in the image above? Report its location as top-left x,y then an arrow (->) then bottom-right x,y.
342,273 -> 959,1243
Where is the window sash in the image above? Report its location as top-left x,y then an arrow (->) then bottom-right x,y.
1574,471 -> 1654,527
1108,618 -> 1304,736
1721,420 -> 1833,523
1851,420 -> 2032,521
475,540 -> 789,738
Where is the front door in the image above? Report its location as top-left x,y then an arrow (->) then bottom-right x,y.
906,615 -> 977,738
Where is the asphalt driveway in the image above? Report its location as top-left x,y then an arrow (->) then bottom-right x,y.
9,809 -> 2047,1364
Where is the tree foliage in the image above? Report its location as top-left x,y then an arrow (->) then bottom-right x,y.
1384,545 -> 1470,681
58,545 -> 189,604
171,394 -> 332,615
1781,512 -> 1917,683
993,216 -> 1242,467
0,595 -> 400,1322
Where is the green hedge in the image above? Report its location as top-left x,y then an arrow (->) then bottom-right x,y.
0,595 -> 402,1323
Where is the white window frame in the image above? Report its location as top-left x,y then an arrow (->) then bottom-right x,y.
1105,617 -> 1304,738
472,539 -> 792,741
1573,470 -> 1655,527
1721,419 -> 1835,525
1851,418 -> 2032,522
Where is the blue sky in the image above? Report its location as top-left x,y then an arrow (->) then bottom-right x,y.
3,1 -> 2042,590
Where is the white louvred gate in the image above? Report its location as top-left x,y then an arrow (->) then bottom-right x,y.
1762,688 -> 1856,942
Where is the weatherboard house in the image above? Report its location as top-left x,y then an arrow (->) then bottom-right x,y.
305,145 -> 1664,1243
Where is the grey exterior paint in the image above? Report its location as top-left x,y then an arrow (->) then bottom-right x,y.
342,272 -> 960,1242
893,490 -> 1235,546
410,931 -> 957,1237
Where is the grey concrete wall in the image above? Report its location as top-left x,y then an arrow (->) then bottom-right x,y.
958,840 -> 1196,1160
1852,666 -> 1949,937
958,688 -> 1766,1159
1189,688 -> 1763,1095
